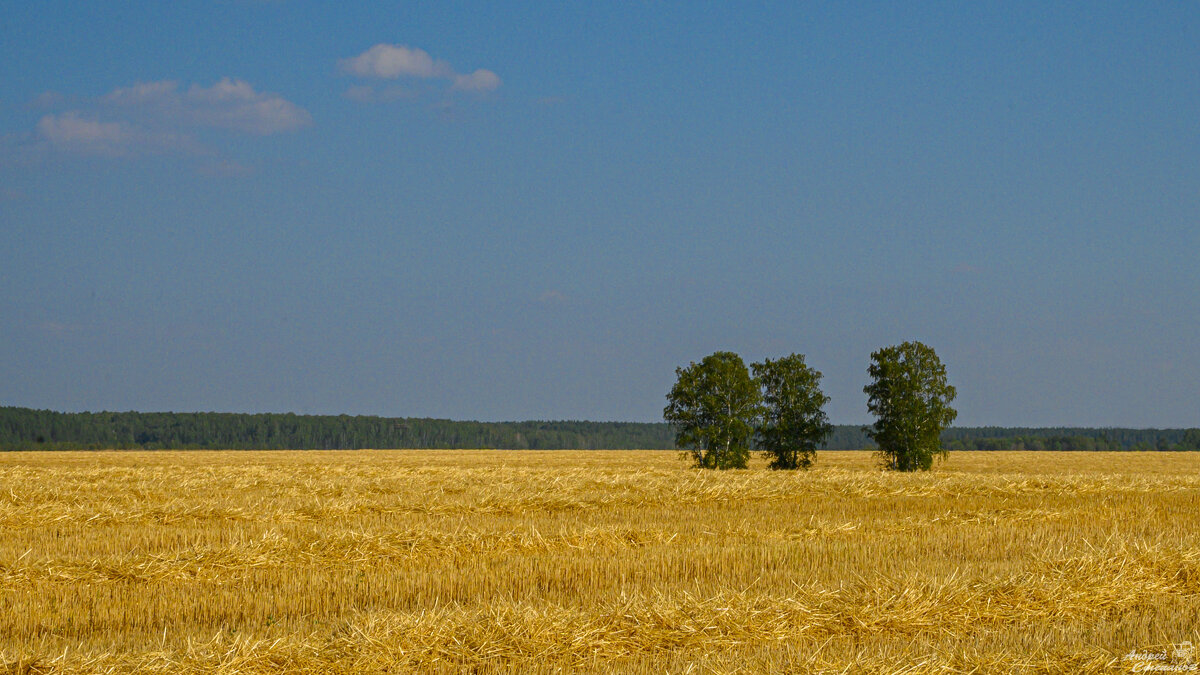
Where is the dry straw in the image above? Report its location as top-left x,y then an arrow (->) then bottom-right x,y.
1,449 -> 1198,673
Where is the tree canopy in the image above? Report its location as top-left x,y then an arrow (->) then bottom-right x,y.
664,351 -> 832,470
753,354 -> 832,469
663,352 -> 762,469
864,341 -> 958,471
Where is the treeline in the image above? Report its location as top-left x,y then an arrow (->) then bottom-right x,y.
941,427 -> 1200,452
828,426 -> 1200,451
0,407 -> 1196,451
0,407 -> 675,451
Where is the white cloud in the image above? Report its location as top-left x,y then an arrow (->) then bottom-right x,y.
339,44 -> 452,79
102,80 -> 177,106
104,78 -> 312,134
37,113 -> 127,145
30,78 -> 309,158
452,69 -> 502,92
36,112 -> 194,156
341,43 -> 500,95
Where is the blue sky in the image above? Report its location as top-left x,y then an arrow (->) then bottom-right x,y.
1,2 -> 1197,426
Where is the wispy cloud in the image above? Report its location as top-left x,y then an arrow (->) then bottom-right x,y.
103,78 -> 312,135
36,112 -> 197,157
452,69 -> 502,93
29,78 -> 310,158
36,321 -> 82,336
340,43 -> 501,100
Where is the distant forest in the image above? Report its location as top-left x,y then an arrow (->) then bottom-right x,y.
1,407 -> 1197,452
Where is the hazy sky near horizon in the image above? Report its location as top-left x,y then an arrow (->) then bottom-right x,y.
1,2 -> 1197,426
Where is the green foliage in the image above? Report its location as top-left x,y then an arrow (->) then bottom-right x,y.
752,354 -> 832,470
1,406 -> 1195,454
939,428 -> 1200,452
0,407 -> 676,451
864,341 -> 958,471
663,351 -> 762,469
1183,429 -> 1200,451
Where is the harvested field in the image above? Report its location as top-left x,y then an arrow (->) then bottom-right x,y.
1,450 -> 1198,673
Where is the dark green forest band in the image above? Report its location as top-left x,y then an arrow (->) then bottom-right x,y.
2,407 -> 1197,452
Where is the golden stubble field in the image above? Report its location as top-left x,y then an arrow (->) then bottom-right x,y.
1,450 -> 1198,674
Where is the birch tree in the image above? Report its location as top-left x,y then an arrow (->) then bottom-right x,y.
864,341 -> 957,471
664,351 -> 761,469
